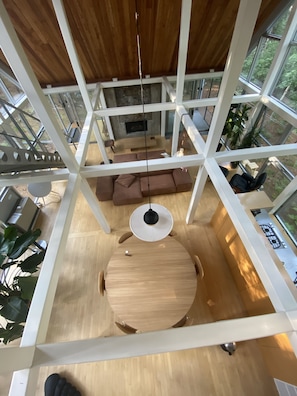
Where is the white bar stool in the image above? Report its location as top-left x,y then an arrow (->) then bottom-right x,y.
28,182 -> 52,206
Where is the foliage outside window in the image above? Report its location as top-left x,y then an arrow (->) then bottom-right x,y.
257,108 -> 291,145
272,45 -> 297,111
0,76 -> 24,104
262,160 -> 291,201
275,190 -> 297,245
250,38 -> 280,88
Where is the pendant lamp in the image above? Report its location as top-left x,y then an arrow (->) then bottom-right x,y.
129,5 -> 173,242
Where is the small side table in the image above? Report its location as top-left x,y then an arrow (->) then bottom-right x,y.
28,182 -> 52,206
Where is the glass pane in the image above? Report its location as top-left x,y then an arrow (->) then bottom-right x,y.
69,91 -> 87,126
46,93 -> 70,131
183,81 -> 195,101
250,38 -> 279,88
241,47 -> 256,79
275,191 -> 297,245
0,89 -> 8,117
1,75 -> 24,103
262,160 -> 291,200
257,108 -> 290,145
272,46 -> 297,112
206,78 -> 221,98
269,8 -> 290,36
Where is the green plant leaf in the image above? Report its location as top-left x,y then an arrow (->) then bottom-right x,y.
9,229 -> 41,260
0,296 -> 29,323
0,322 -> 24,344
0,238 -> 15,258
16,276 -> 38,301
18,251 -> 45,273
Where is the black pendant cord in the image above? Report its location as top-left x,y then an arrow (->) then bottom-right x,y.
135,4 -> 152,210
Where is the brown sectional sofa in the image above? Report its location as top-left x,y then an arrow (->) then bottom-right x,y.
96,150 -> 192,206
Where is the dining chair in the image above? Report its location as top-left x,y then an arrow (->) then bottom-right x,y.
115,321 -> 137,334
104,139 -> 115,153
98,271 -> 105,296
194,255 -> 204,278
172,315 -> 189,328
118,231 -> 133,244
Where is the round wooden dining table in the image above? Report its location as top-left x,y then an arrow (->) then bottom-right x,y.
105,236 -> 197,332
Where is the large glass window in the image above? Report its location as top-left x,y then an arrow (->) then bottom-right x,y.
0,75 -> 24,104
240,6 -> 291,88
275,190 -> 297,245
257,108 -> 291,145
250,38 -> 280,88
271,45 -> 297,111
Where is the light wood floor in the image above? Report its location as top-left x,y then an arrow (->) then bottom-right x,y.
1,141 -> 278,396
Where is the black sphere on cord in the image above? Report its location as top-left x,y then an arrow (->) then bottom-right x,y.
144,208 -> 159,225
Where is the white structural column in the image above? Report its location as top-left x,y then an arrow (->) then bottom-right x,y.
186,165 -> 209,224
8,174 -> 83,395
51,0 -> 109,164
80,178 -> 110,234
204,0 -> 262,158
171,0 -> 192,156
75,111 -> 95,167
0,1 -> 78,174
160,81 -> 167,137
99,86 -> 115,140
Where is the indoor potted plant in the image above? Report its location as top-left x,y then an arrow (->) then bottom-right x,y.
220,103 -> 251,167
0,225 -> 45,344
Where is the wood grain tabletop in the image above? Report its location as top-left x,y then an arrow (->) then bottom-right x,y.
105,236 -> 197,332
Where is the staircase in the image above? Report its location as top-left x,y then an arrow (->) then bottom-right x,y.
0,146 -> 65,174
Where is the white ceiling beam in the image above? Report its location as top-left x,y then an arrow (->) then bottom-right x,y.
80,154 -> 203,178
0,346 -> 35,374
33,312 -> 293,367
214,143 -> 297,163
0,169 -> 70,187
94,102 -> 176,117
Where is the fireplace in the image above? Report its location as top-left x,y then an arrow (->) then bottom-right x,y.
125,120 -> 147,134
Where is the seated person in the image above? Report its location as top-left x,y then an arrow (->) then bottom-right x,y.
229,172 -> 267,193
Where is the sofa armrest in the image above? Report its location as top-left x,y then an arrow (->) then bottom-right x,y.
172,169 -> 192,192
96,176 -> 114,201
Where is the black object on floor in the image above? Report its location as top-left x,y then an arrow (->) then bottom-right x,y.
220,342 -> 236,356
44,373 -> 81,396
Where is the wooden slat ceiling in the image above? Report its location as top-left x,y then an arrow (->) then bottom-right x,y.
1,0 -> 283,88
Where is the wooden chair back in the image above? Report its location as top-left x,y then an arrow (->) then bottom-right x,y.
172,315 -> 188,328
98,271 -> 105,296
194,255 -> 204,279
118,231 -> 133,244
115,321 -> 137,334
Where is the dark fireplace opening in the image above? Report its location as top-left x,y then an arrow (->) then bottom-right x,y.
126,120 -> 147,134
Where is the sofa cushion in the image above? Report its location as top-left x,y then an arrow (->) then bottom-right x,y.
136,150 -> 166,161
172,168 -> 192,192
113,178 -> 143,206
140,174 -> 176,197
113,153 -> 138,163
96,176 -> 114,201
115,174 -> 136,188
